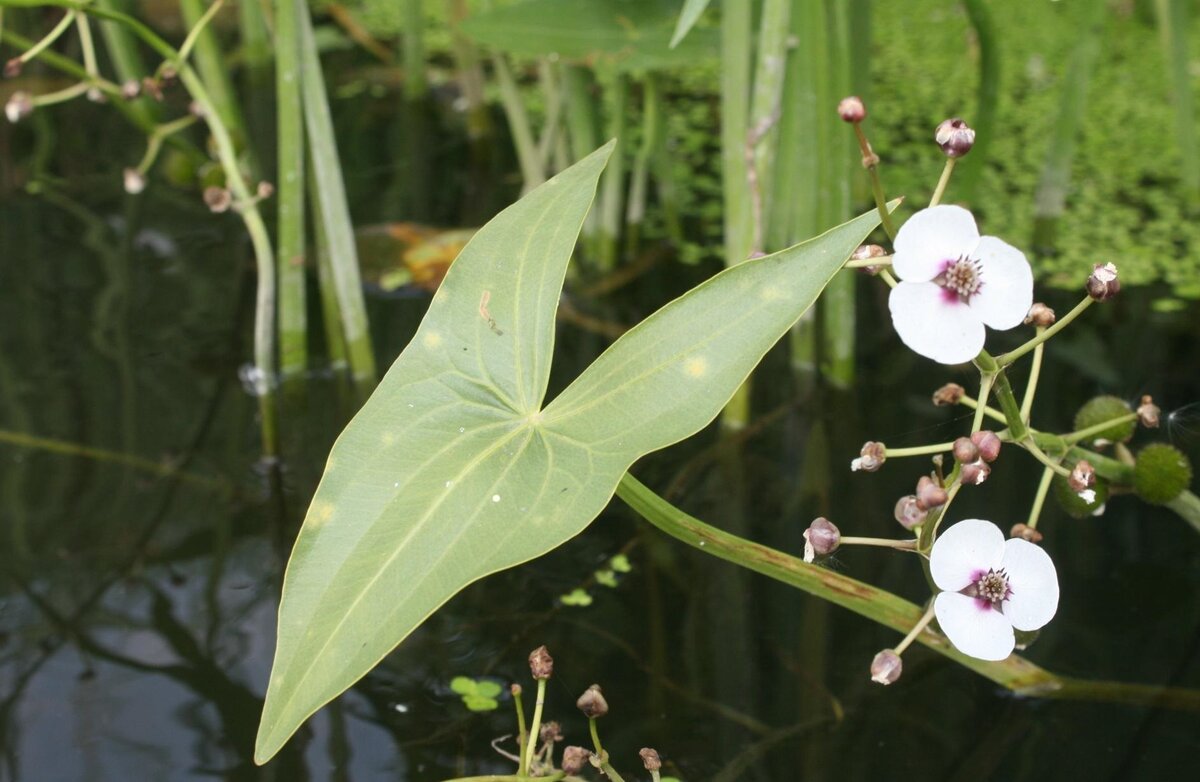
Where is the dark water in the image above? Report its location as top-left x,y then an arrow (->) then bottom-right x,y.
2,97 -> 1200,782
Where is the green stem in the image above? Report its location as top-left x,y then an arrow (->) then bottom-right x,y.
402,0 -> 427,101
1166,491 -> 1200,535
521,679 -> 546,775
720,0 -> 752,266
892,602 -> 936,656
616,473 -> 1200,706
276,0 -> 308,383
29,80 -> 89,106
929,157 -> 956,206
852,123 -> 897,240
844,256 -> 893,269
1027,466 -> 1055,529
492,54 -> 543,192
840,536 -> 918,551
587,717 -> 603,757
597,72 -> 627,269
957,393 -> 1007,425
997,296 -> 1094,365
513,687 -> 528,775
1063,412 -> 1139,446
1019,328 -> 1045,423
15,8 -> 75,64
971,371 -> 995,433
885,442 -> 955,458
74,11 -> 98,83
135,114 -> 198,173
174,0 -> 224,71
598,760 -> 626,782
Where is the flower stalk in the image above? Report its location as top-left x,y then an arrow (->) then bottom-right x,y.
929,158 -> 956,206
1026,466 -> 1055,529
998,295 -> 1094,365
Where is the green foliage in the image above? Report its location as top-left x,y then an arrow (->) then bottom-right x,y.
669,0 -> 713,49
449,676 -> 503,711
559,588 -> 594,606
461,0 -> 718,72
255,143 -> 885,763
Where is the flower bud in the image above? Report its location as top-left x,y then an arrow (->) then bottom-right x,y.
838,95 -> 866,123
203,186 -> 232,213
934,118 -> 975,158
539,720 -> 563,743
510,683 -> 522,697
803,517 -> 841,562
1086,262 -> 1120,301
142,77 -> 164,102
960,459 -> 991,486
188,100 -> 205,118
851,243 -> 887,275
87,87 -> 106,104
952,436 -> 979,465
1053,474 -> 1108,518
915,476 -> 948,510
1137,395 -> 1160,429
257,181 -> 275,199
870,649 -> 902,685
893,495 -> 927,529
123,168 -> 146,195
932,383 -> 965,407
4,58 -> 22,79
159,65 -> 178,82
576,684 -> 608,718
1024,302 -> 1056,327
5,90 -> 33,124
970,430 -> 1002,463
639,748 -> 663,771
121,79 -> 141,100
528,645 -> 554,680
1009,523 -> 1044,543
561,746 -> 591,775
1068,460 -> 1096,503
851,441 -> 886,472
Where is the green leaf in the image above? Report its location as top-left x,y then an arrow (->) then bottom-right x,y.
559,588 -> 594,607
462,694 -> 500,712
449,676 -> 477,696
255,141 -> 886,763
474,679 -> 503,698
594,569 -> 618,588
609,553 -> 632,573
461,0 -> 717,72
669,0 -> 713,49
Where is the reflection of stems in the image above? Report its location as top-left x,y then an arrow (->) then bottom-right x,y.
0,428 -> 227,492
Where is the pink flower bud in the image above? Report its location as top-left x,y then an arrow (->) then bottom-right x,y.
803,517 -> 841,562
916,476 -> 948,510
1024,302 -> 1056,327
870,649 -> 903,685
934,118 -> 975,158
970,430 -> 1002,463
1137,395 -> 1160,428
953,437 -> 979,465
851,441 -> 886,472
960,459 -> 991,486
838,95 -> 866,123
894,495 -> 927,530
933,383 -> 965,407
1086,262 -> 1120,301
1009,523 -> 1044,543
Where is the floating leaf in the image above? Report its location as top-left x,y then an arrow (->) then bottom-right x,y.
463,694 -> 500,712
560,588 -> 594,607
594,569 -> 618,588
461,0 -> 717,72
609,553 -> 632,573
449,676 -> 476,695
255,141 -> 886,763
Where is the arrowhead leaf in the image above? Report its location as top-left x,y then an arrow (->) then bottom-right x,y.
256,141 -> 886,763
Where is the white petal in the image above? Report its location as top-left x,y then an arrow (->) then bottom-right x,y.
1000,538 -> 1059,631
968,236 -> 1034,330
935,592 -> 1016,661
893,205 -> 980,282
888,282 -> 985,364
930,518 -> 1006,591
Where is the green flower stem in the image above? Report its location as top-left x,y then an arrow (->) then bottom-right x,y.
1062,412 -> 1139,446
587,717 -> 604,757
135,114 -> 199,174
172,0 -> 224,73
1019,328 -> 1046,423
1166,491 -> 1200,536
29,80 -> 89,106
976,351 -> 1028,441
521,679 -> 546,776
615,473 -> 1200,705
997,296 -> 1094,366
1027,466 -> 1055,529
840,536 -> 918,551
885,442 -> 955,458
918,474 -> 962,556
929,157 -> 956,206
74,12 -> 97,81
892,602 -> 937,656
851,123 -> 897,240
14,7 -> 74,64
956,393 -> 1007,425
844,256 -> 893,269
971,371 -> 996,433
878,269 -> 898,289
1023,438 -> 1071,478
513,687 -> 528,775
597,759 -> 626,782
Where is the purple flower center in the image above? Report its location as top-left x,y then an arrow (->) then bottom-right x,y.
935,255 -> 984,303
964,567 -> 1011,610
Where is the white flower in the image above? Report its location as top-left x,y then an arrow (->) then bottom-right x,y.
888,206 -> 1033,364
930,519 -> 1059,661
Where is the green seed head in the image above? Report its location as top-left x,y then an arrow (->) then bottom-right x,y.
1053,474 -> 1109,519
1133,444 -> 1193,505
1073,396 -> 1135,446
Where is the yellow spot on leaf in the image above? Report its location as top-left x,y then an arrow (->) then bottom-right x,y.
683,356 -> 708,378
759,285 -> 787,301
423,331 -> 443,349
308,500 -> 335,529
381,431 -> 396,447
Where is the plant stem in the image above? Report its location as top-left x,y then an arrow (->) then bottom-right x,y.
135,114 -> 198,173
588,717 -> 603,757
513,686 -> 528,776
997,296 -> 1094,365
1019,327 -> 1045,423
1027,466 -> 1055,529
174,0 -> 224,71
1063,412 -> 1139,446
493,54 -> 543,192
885,442 -> 955,458
840,536 -> 918,551
852,123 -> 897,240
892,602 -> 937,655
402,0 -> 428,101
15,8 -> 75,65
929,158 -> 956,206
521,679 -> 546,775
276,0 -> 308,384
971,371 -> 996,434
956,393 -> 1007,425
844,256 -> 893,269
